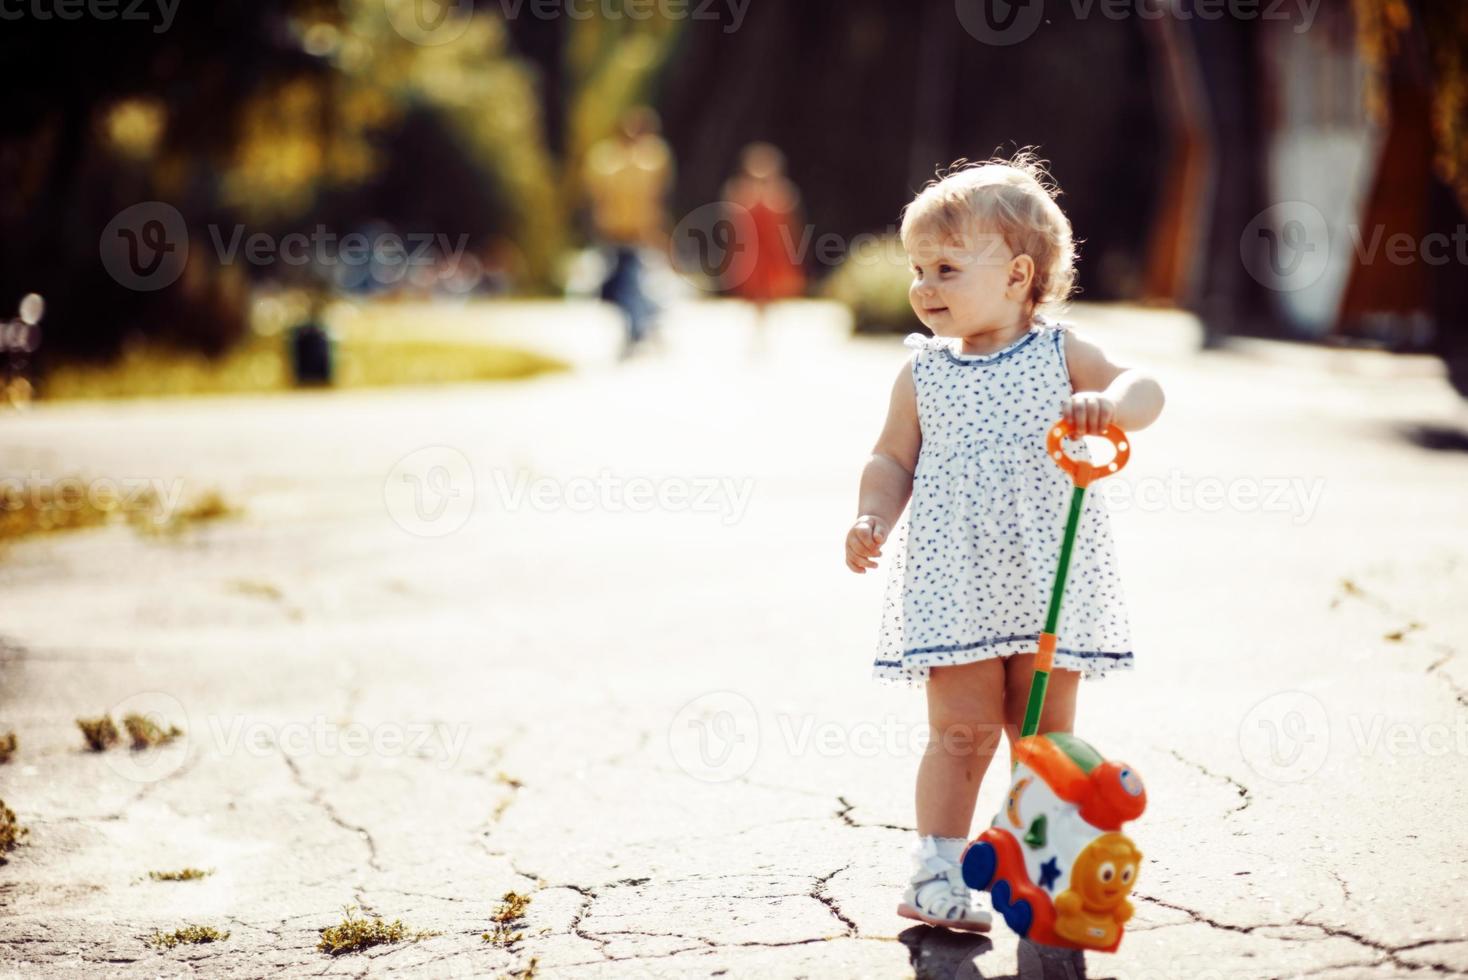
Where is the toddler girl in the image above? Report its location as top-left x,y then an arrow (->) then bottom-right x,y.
844,153 -> 1164,931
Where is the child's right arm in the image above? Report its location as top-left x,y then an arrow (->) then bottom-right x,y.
846,360 -> 921,574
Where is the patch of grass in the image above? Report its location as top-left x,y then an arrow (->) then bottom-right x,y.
317,904 -> 441,956
40,325 -> 565,401
483,891 -> 531,947
131,489 -> 240,537
76,715 -> 120,751
147,925 -> 229,949
0,731 -> 15,764
123,713 -> 184,750
0,798 -> 27,863
0,478 -> 237,544
507,957 -> 540,979
148,867 -> 214,882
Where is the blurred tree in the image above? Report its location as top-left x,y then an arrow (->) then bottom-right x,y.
1356,0 -> 1468,213
0,0 -> 685,364
656,0 -> 1164,306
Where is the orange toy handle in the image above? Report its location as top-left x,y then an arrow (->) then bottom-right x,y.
1047,419 -> 1130,488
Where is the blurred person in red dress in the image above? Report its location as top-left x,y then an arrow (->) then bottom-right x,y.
722,142 -> 806,350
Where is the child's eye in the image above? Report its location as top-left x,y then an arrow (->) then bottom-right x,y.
939,264 -> 955,274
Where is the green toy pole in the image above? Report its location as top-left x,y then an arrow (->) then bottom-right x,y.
1020,484 -> 1087,739
1017,421 -> 1132,752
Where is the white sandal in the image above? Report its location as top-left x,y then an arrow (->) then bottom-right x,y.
896,836 -> 993,932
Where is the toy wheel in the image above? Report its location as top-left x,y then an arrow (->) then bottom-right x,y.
1001,897 -> 1034,936
990,880 -> 1034,938
960,840 -> 997,890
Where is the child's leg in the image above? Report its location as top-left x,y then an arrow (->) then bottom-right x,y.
1001,654 -> 1081,768
915,657 -> 1007,837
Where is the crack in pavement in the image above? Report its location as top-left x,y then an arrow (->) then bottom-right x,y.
1334,578 -> 1465,713
1134,891 -> 1466,974
1425,646 -> 1468,710
1165,749 -> 1251,816
509,867 -> 867,966
811,865 -> 859,938
279,748 -> 382,916
835,795 -> 916,833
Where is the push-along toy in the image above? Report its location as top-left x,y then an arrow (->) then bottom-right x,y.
961,419 -> 1147,953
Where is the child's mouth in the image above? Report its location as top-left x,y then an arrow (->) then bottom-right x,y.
925,307 -> 948,315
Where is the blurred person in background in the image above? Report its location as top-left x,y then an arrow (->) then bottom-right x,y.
585,106 -> 674,358
722,142 -> 807,351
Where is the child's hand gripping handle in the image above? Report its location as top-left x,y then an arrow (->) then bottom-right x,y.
1046,419 -> 1131,487
1018,419 -> 1133,748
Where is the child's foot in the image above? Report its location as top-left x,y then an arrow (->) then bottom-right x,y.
897,835 -> 993,932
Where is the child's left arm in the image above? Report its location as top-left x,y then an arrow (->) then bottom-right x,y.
1061,331 -> 1165,435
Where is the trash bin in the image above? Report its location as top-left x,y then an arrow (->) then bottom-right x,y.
288,321 -> 333,386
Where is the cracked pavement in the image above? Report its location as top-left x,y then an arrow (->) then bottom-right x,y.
1,302 -> 1467,978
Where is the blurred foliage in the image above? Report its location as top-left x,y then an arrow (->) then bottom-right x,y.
0,732 -> 15,765
822,235 -> 921,335
40,303 -> 566,400
563,12 -> 682,213
1,0 -> 685,361
0,478 -> 236,543
1355,0 -> 1468,212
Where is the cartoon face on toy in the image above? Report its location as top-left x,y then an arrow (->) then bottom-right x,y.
1070,833 -> 1141,911
1052,832 -> 1141,949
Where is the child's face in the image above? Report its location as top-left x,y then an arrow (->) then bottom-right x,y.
905,223 -> 1030,337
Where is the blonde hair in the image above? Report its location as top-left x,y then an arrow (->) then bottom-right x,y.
899,150 -> 1077,313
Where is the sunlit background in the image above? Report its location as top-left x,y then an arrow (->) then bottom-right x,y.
2,1 -> 1468,977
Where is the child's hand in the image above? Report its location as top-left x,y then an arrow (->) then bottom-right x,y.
1061,393 -> 1118,436
845,515 -> 888,574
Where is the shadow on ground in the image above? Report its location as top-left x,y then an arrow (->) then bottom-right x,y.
1396,422 -> 1468,453
900,926 -> 1101,979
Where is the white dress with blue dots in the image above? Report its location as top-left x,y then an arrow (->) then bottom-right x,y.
871,316 -> 1134,688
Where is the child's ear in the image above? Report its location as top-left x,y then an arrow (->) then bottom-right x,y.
1007,254 -> 1035,298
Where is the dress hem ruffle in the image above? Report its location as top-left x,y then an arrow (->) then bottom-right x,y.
871,645 -> 1134,689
